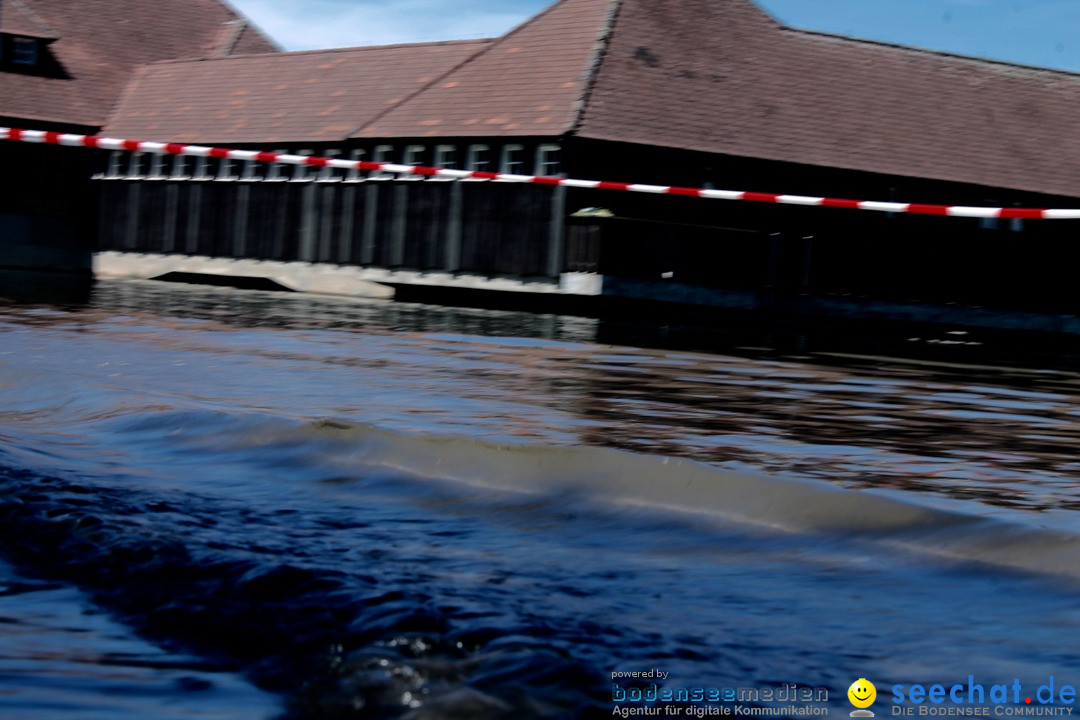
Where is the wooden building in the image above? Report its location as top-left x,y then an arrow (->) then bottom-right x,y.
90,0 -> 1080,326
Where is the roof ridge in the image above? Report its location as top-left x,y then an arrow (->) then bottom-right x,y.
135,37 -> 494,67
567,0 -> 623,135
465,0 -> 594,57
355,0 -> 581,138
353,0 -> 621,139
347,35 -> 499,137
100,64 -> 152,136
215,0 -> 282,53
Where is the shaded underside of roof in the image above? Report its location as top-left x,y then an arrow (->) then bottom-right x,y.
0,0 -> 279,128
354,0 -> 618,140
104,40 -> 492,144
576,0 -> 1080,199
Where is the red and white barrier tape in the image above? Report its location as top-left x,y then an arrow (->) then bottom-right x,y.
4,126 -> 1079,220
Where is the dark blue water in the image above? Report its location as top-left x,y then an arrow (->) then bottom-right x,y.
2,278 -> 1080,718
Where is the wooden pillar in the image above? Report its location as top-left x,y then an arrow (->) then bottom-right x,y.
163,182 -> 179,253
444,180 -> 463,272
298,182 -> 316,262
271,184 -> 288,260
186,183 -> 202,254
96,182 -> 111,250
361,183 -> 378,265
547,184 -> 567,277
124,182 -> 141,251
390,183 -> 408,267
318,184 -> 336,263
339,183 -> 358,264
233,184 -> 250,257
423,185 -> 442,269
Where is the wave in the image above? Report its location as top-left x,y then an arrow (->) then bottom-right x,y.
0,459 -> 610,719
10,407 -> 1080,581
3,415 -> 1080,718
266,420 -> 1080,580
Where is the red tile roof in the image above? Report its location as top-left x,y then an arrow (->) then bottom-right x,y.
0,0 -> 279,128
354,0 -> 618,139
578,0 -> 1080,199
95,0 -> 1080,200
104,40 -> 492,144
1,0 -> 57,40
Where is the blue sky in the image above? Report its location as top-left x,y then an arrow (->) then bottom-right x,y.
229,0 -> 1080,73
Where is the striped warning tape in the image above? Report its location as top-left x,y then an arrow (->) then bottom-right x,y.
4,126 -> 1078,220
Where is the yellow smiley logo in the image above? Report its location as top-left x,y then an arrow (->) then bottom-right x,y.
848,678 -> 877,709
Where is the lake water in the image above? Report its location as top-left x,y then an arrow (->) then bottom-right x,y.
1,277 -> 1079,719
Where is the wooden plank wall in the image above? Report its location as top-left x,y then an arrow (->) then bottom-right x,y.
96,174 -> 566,279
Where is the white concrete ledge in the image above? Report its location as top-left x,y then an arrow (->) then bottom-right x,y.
93,252 -> 395,299
559,272 -> 603,295
92,252 -> 605,298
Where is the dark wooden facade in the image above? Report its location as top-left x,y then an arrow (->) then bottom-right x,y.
93,133 -> 1080,326
562,137 -> 1080,318
0,117 -> 98,272
95,147 -> 571,282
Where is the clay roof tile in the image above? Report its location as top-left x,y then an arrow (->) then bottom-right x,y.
0,0 -> 278,129
104,40 -> 492,143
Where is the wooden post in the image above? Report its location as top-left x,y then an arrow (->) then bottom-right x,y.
124,182 -> 140,251
361,183 -> 378,265
390,183 -> 407,267
97,182 -> 111,250
270,184 -> 287,260
147,183 -> 165,253
233,184 -> 250,257
163,182 -> 179,253
186,183 -> 202,254
339,183 -> 358,264
547,184 -> 567,277
423,185 -> 442,269
318,184 -> 335,262
298,182 -> 317,262
444,180 -> 463,272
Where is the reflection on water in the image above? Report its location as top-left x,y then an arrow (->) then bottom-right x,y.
62,279 -> 1080,522
1,276 -> 1080,719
